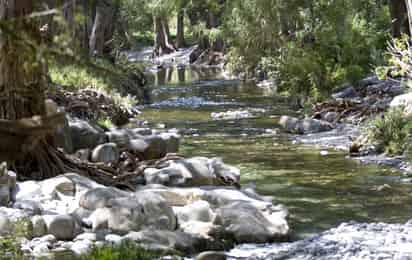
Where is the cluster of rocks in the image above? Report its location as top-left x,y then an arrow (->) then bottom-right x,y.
59,117 -> 180,165
0,168 -> 289,258
211,109 -> 266,121
0,112 -> 290,258
229,221 -> 412,260
279,116 -> 334,135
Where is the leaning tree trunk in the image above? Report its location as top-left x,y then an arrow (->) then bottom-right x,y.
153,15 -> 175,56
176,10 -> 185,49
405,0 -> 412,36
89,1 -> 107,56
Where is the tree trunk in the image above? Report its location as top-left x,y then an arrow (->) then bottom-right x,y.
390,0 -> 409,37
176,10 -> 185,48
89,2 -> 106,56
405,0 -> 412,35
0,0 -> 63,179
153,15 -> 175,56
0,1 -> 46,120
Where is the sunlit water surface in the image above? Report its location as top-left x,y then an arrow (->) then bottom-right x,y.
140,66 -> 412,239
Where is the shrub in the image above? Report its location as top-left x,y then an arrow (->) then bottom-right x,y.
367,108 -> 412,155
82,242 -> 163,260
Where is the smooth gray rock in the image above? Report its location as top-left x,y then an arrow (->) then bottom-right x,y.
106,129 -> 136,148
105,192 -> 176,234
174,200 -> 214,223
279,116 -> 333,134
43,215 -> 78,240
91,143 -> 120,164
64,173 -> 103,193
143,135 -> 168,160
40,176 -> 75,197
160,133 -> 180,153
213,201 -> 289,243
79,187 -> 128,210
31,215 -> 47,238
196,251 -> 227,260
144,157 -> 239,187
69,119 -> 106,151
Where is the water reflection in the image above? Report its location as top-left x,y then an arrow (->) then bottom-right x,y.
140,67 -> 412,239
152,66 -> 224,86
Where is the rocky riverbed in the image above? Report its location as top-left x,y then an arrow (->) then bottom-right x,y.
229,221 -> 412,259
0,114 -> 290,258
277,75 -> 412,176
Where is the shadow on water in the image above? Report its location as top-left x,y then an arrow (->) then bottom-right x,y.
140,66 -> 412,239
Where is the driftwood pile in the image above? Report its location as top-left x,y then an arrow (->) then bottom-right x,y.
312,98 -> 388,124
47,87 -> 140,126
311,77 -> 403,124
64,152 -> 185,191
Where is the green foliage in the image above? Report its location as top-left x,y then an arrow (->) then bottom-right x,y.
376,35 -> 412,84
224,0 -> 391,99
82,242 -> 162,260
367,108 -> 412,155
49,58 -> 139,111
0,218 -> 33,259
97,118 -> 115,130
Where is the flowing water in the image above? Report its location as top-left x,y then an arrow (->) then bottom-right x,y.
140,67 -> 412,240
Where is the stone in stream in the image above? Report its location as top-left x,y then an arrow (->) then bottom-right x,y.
31,215 -> 47,238
69,118 -> 107,151
43,214 -> 79,240
144,157 -> 240,187
90,143 -> 120,164
79,187 -> 129,210
196,251 -> 227,260
40,175 -> 76,197
279,116 -> 333,134
213,201 -> 289,243
86,191 -> 176,234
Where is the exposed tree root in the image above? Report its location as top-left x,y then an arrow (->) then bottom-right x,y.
12,141 -> 185,191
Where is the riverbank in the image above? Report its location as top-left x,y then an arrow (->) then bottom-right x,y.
278,75 -> 412,177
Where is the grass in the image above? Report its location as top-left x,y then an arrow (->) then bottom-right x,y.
48,58 -> 144,112
0,218 -> 33,259
82,242 -> 163,260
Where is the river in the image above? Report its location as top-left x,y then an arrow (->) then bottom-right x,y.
139,66 -> 412,241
